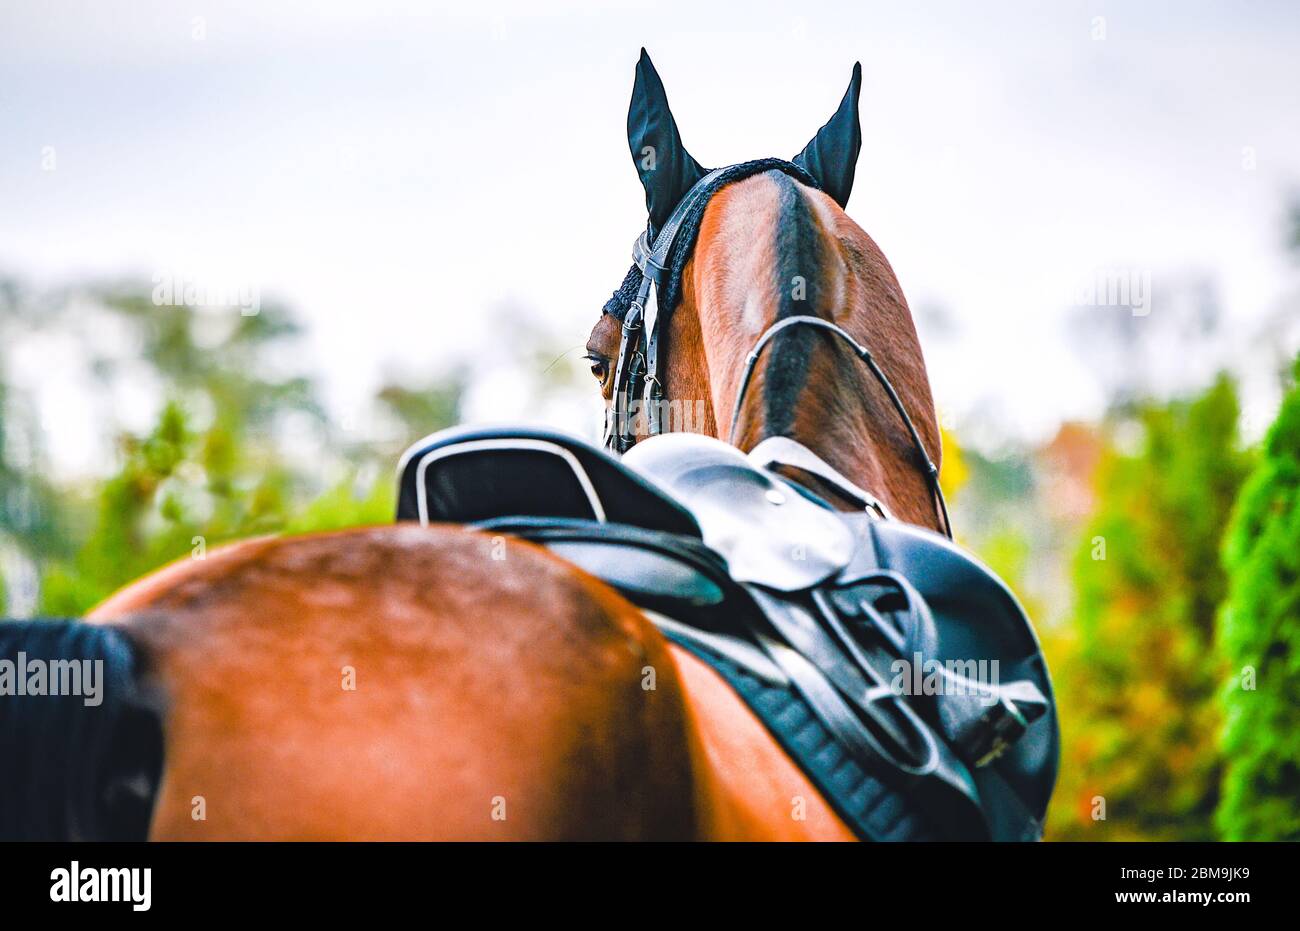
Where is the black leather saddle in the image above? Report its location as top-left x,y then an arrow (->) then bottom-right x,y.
396,426 -> 1059,841
396,424 -> 700,536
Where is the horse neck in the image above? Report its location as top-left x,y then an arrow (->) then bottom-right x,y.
678,171 -> 943,531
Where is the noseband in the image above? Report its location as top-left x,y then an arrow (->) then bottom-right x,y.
602,160 -> 952,539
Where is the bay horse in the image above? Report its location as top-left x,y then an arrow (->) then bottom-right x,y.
0,52 -> 942,841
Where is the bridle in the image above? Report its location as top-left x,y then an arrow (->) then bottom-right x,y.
604,165 -> 734,454
602,162 -> 952,539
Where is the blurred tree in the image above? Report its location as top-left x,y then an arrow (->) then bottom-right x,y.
1046,376 -> 1250,839
946,441 -> 1048,610
1216,353 -> 1300,840
375,375 -> 464,451
0,278 -> 469,614
1066,275 -> 1225,415
32,289 -> 328,612
0,283 -> 70,614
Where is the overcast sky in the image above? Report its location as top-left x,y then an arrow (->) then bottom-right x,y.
3,0 -> 1299,464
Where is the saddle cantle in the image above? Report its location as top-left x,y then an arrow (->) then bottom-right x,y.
396,426 -> 1060,841
396,424 -> 700,536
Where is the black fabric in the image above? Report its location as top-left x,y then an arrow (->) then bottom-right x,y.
665,633 -> 942,841
0,619 -> 161,841
602,264 -> 645,321
627,49 -> 708,236
792,62 -> 863,209
603,158 -> 821,323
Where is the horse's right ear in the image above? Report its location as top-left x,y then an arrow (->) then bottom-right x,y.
627,49 -> 707,236
793,63 -> 863,209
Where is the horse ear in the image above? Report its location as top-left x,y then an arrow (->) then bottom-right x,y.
793,63 -> 863,209
627,48 -> 707,235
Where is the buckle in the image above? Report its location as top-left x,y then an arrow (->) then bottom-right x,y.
643,375 -> 663,435
967,694 -> 1029,768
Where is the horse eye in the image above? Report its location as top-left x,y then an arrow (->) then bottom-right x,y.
587,357 -> 609,384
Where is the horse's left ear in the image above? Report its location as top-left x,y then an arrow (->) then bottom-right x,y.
627,49 -> 707,236
793,63 -> 863,209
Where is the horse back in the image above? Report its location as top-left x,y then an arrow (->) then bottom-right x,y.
90,525 -> 700,840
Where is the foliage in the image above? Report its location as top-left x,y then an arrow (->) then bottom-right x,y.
0,280 -> 461,615
1216,354 -> 1300,840
282,467 -> 396,536
1046,376 -> 1250,839
376,380 -> 462,447
39,400 -> 302,614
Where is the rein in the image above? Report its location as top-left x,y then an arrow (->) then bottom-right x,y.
603,160 -> 953,539
730,315 -> 952,539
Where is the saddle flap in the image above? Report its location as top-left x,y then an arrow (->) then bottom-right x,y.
863,519 -> 1060,822
479,517 -> 731,609
623,432 -> 855,591
396,425 -> 701,538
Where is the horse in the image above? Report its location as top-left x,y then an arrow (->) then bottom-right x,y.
0,51 -> 943,841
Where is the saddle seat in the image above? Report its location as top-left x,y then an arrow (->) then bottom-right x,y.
396,425 -> 1059,841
